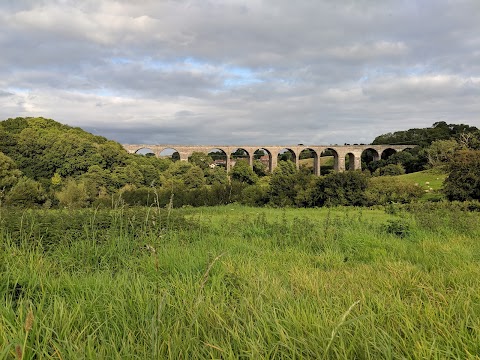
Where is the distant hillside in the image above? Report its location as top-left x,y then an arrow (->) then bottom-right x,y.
0,117 -> 128,183
372,121 -> 478,146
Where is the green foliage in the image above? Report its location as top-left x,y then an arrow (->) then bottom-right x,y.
205,166 -> 228,185
0,152 -> 22,192
240,184 -> 270,206
0,117 -> 131,186
443,150 -> 480,201
55,178 -> 89,208
188,152 -> 213,170
112,164 -> 144,188
252,159 -> 268,176
309,171 -> 369,207
383,219 -> 411,238
425,139 -> 459,168
119,186 -> 158,206
183,166 -> 205,189
50,172 -> 62,188
5,177 -> 46,207
164,160 -> 192,177
0,117 -> 29,135
268,161 -> 298,206
366,177 -> 423,205
372,121 -> 478,146
365,148 -> 427,174
374,163 -> 405,176
97,141 -> 128,168
229,159 -> 258,185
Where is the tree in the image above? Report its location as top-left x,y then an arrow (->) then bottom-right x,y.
374,164 -> 405,176
253,159 -> 268,176
189,152 -> 213,170
5,177 -> 46,207
229,160 -> 258,185
308,171 -> 369,207
79,165 -> 114,199
425,139 -> 459,168
443,150 -> 480,201
55,178 -> 89,208
165,161 -> 192,177
269,161 -> 298,206
112,164 -> 144,188
254,149 -> 266,160
372,122 -> 478,147
183,166 -> 205,189
0,152 -> 22,193
51,172 -> 62,189
366,177 -> 423,205
206,166 -> 228,185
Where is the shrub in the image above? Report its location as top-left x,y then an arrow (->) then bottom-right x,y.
55,178 -> 89,208
443,150 -> 480,201
230,160 -> 258,185
374,163 -> 405,176
366,177 -> 423,205
240,184 -> 270,206
309,171 -> 369,207
120,186 -> 158,206
383,219 -> 411,238
268,161 -> 298,206
5,177 -> 46,207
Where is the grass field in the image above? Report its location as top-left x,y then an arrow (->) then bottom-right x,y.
1,205 -> 479,359
396,169 -> 447,191
396,169 -> 448,201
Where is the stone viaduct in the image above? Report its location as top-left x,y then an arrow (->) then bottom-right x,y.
122,144 -> 414,175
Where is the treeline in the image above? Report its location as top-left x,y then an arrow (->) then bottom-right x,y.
0,117 -> 479,208
372,121 -> 479,146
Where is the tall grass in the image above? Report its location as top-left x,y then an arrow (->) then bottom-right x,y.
1,205 -> 479,358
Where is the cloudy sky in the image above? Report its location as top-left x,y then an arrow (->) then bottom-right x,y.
1,0 -> 479,145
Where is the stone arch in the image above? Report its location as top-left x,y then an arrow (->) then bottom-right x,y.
254,148 -> 272,172
230,148 -> 251,167
134,147 -> 156,157
277,148 -> 297,164
299,148 -> 319,175
207,148 -> 228,169
361,148 -> 380,170
345,152 -> 356,171
320,148 -> 338,174
159,147 -> 180,162
381,148 -> 397,160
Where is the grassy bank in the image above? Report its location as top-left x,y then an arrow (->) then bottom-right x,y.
1,205 -> 479,359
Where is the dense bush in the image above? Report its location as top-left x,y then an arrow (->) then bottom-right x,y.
443,150 -> 480,201
240,184 -> 270,206
229,159 -> 258,185
309,171 -> 369,207
5,177 -> 46,207
268,161 -> 298,206
374,163 -> 405,176
366,177 -> 423,205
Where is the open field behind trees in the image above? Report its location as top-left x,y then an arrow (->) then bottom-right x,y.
389,169 -> 448,201
1,205 -> 480,359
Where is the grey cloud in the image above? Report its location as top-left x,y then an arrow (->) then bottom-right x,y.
0,90 -> 13,97
0,0 -> 479,145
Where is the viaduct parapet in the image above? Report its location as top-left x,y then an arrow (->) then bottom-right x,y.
122,144 -> 414,175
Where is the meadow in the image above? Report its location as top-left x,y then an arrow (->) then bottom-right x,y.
1,204 -> 479,359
